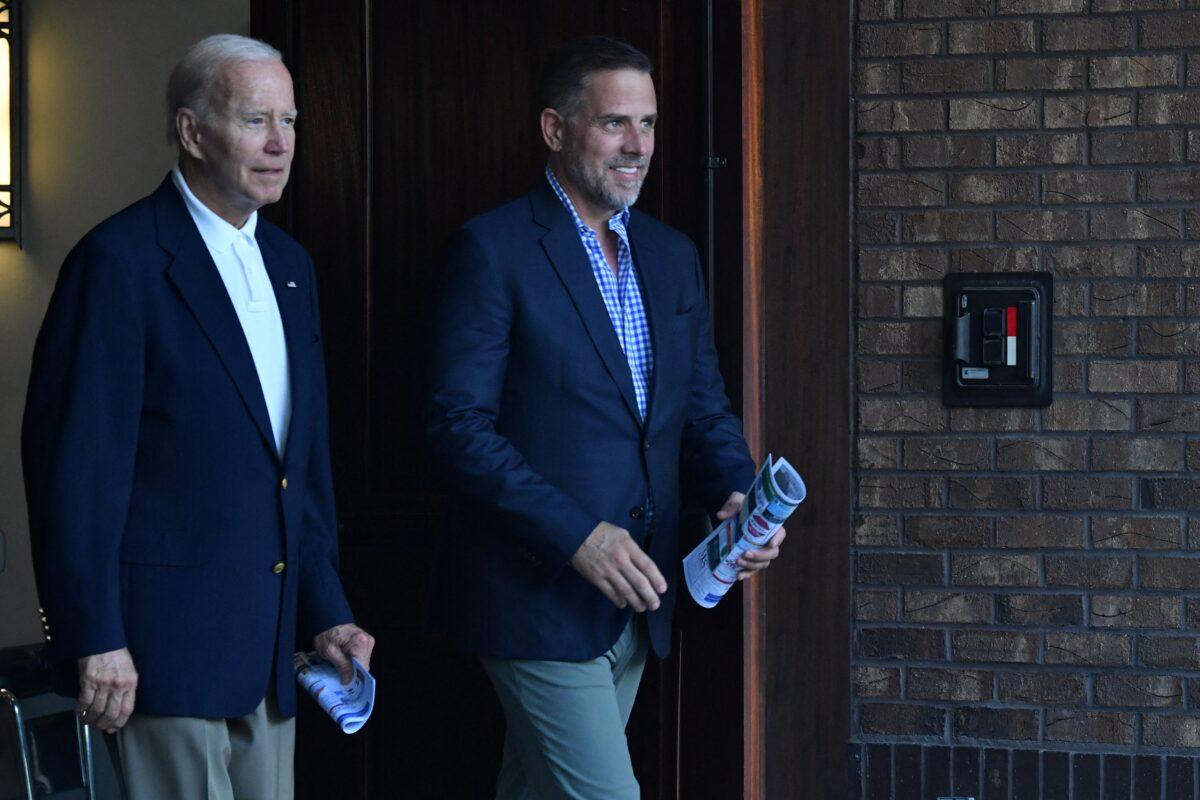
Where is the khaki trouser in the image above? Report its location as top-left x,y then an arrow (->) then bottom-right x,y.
107,694 -> 294,800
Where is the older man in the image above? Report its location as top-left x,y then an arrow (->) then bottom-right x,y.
426,36 -> 786,799
22,34 -> 372,799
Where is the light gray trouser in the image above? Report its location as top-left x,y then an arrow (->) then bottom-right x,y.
108,694 -> 295,800
481,617 -> 649,800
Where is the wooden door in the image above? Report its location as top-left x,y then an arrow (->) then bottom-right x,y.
251,2 -> 734,797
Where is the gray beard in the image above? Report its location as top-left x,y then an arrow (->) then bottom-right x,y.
562,147 -> 644,214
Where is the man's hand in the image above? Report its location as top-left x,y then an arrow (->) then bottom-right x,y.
715,492 -> 788,581
314,623 -> 376,684
571,521 -> 667,612
77,647 -> 138,733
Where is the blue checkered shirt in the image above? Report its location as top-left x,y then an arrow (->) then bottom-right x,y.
546,167 -> 654,420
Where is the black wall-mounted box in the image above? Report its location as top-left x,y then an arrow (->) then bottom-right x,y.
943,272 -> 1053,408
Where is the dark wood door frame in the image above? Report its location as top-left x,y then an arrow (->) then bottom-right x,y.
250,1 -> 851,797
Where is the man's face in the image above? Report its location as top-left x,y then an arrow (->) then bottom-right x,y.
558,69 -> 657,216
191,59 -> 296,220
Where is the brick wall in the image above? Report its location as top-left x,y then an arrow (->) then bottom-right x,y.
851,0 -> 1200,775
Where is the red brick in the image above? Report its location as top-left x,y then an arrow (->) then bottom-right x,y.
1092,208 -> 1184,241
1044,94 -> 1134,129
904,0 -> 989,16
909,667 -> 992,701
858,211 -> 899,244
858,137 -> 899,170
948,20 -> 1036,53
1139,168 -> 1200,202
1045,632 -> 1132,666
858,552 -> 945,585
859,627 -> 946,660
858,284 -> 898,318
904,437 -> 989,470
997,0 -> 1086,11
1045,555 -> 1134,587
1141,557 -> 1200,589
901,359 -> 942,392
904,591 -> 991,623
1142,93 -> 1200,126
1055,282 -> 1089,317
954,707 -> 1038,741
859,703 -> 946,736
1089,56 -> 1180,89
1055,359 -> 1085,392
860,0 -> 898,20
1093,0 -> 1179,8
996,515 -> 1085,548
951,97 -> 1038,130
997,594 -> 1084,625
1140,635 -> 1200,668
1044,170 -> 1133,204
1045,710 -> 1136,745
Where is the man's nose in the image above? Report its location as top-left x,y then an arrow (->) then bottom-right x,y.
265,122 -> 292,154
622,127 -> 652,156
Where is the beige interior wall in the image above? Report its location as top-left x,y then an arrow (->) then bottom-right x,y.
0,1 -> 250,648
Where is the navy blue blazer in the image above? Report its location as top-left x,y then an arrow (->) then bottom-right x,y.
425,181 -> 755,661
22,176 -> 354,718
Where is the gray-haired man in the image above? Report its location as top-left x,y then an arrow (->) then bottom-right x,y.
23,34 -> 372,799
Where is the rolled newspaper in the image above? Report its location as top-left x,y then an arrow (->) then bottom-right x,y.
683,454 -> 807,608
293,651 -> 376,734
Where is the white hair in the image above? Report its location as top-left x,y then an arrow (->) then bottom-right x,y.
166,34 -> 282,146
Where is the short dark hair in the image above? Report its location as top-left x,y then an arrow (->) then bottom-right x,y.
538,36 -> 653,120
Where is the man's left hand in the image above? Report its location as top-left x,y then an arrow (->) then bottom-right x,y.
714,491 -> 788,581
314,623 -> 375,684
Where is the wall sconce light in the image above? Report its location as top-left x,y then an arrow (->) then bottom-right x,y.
0,0 -> 19,245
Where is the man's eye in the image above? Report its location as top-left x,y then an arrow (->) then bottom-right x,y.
282,117 -> 296,127
248,117 -> 264,125
605,120 -> 621,129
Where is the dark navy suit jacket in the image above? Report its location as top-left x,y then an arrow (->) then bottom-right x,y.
425,181 -> 755,661
22,176 -> 354,718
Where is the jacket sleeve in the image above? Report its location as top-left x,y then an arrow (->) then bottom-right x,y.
424,227 -> 601,578
298,254 -> 355,638
678,244 -> 757,513
22,236 -> 144,661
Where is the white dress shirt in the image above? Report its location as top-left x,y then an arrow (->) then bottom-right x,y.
171,165 -> 292,456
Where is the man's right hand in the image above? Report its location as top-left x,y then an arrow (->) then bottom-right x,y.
77,647 -> 138,733
570,522 -> 667,612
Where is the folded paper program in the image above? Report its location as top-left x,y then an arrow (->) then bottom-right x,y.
683,454 -> 807,609
294,651 -> 376,734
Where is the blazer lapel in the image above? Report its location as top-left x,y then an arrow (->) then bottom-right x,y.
626,219 -> 669,430
532,185 -> 642,427
258,231 -> 312,474
154,177 -> 279,460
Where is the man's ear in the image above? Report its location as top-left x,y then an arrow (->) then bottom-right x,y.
176,109 -> 205,161
540,108 -> 566,153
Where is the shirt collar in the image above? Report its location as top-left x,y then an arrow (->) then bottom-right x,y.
171,163 -> 258,253
545,166 -> 630,237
